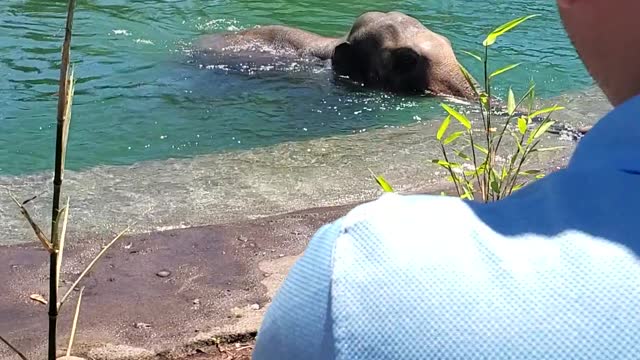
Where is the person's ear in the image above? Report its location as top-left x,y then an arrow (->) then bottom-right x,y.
332,42 -> 355,76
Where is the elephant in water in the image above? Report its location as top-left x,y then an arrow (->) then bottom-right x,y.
193,11 -> 477,100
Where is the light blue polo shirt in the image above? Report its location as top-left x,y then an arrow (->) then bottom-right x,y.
253,94 -> 640,359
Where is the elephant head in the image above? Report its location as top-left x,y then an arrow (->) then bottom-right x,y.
331,12 -> 476,99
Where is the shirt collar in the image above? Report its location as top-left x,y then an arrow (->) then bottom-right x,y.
568,94 -> 640,173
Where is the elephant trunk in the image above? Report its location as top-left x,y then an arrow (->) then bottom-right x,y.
446,62 -> 481,100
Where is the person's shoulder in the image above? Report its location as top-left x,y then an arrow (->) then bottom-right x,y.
339,192 -> 477,233
328,193 -> 484,259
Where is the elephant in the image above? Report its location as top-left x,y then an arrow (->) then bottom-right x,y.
193,11 -> 477,100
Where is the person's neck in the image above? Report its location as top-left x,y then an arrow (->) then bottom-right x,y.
602,80 -> 640,107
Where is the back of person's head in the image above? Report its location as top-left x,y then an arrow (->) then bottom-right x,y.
557,0 -> 640,106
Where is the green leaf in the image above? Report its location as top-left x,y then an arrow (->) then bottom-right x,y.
491,167 -> 501,180
519,169 -> 543,175
511,182 -> 528,192
483,14 -> 540,47
461,50 -> 483,62
501,165 -> 508,180
509,152 -> 519,169
480,93 -> 490,111
375,175 -> 394,192
441,103 -> 471,129
455,150 -> 471,161
529,105 -> 565,120
443,131 -> 464,145
517,116 -> 527,134
533,120 -> 556,140
437,115 -> 451,141
459,64 -> 479,96
530,146 -> 566,152
512,132 -> 525,154
447,173 -> 464,184
527,80 -> 537,114
490,179 -> 501,193
461,189 -> 474,200
475,165 -> 487,177
490,63 -> 521,79
474,144 -> 489,154
518,82 -> 535,108
489,167 -> 501,194
368,169 -> 394,192
507,88 -> 516,116
431,159 -> 461,168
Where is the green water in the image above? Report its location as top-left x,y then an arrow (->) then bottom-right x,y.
1,0 -> 591,176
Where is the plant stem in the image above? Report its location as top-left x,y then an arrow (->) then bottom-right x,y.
0,335 -> 29,360
66,287 -> 84,357
467,130 -> 484,200
48,254 -> 57,360
483,45 -> 492,202
9,193 -> 54,253
494,85 -> 534,154
50,1 -> 76,359
500,130 -> 526,198
440,144 -> 462,197
507,138 -> 541,196
506,151 -> 528,196
483,46 -> 490,137
58,225 -> 131,309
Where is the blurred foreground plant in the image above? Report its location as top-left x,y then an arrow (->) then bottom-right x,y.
1,1 -> 133,359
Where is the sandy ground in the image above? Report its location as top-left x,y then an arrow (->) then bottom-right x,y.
1,204 -> 356,360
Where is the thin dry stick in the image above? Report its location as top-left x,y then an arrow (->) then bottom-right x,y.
0,335 -> 28,360
9,193 -> 53,253
56,197 -> 71,289
49,1 -> 77,358
58,225 -> 132,309
66,287 -> 84,357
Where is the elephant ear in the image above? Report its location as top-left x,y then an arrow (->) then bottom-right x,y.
332,42 -> 355,77
390,47 -> 420,73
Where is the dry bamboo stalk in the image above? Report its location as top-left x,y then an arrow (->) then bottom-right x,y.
56,197 -> 71,290
9,193 -> 54,253
49,0 -> 77,359
58,225 -> 132,309
66,287 -> 84,357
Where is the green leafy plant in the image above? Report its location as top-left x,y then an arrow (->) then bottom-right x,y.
371,15 -> 564,199
432,14 -> 565,202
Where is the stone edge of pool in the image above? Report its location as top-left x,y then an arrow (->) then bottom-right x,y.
0,146 -> 584,359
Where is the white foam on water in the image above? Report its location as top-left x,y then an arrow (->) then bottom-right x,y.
195,18 -> 242,32
134,39 -> 155,45
111,29 -> 132,36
